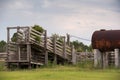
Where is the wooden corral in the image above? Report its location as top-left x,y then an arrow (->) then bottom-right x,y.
76,52 -> 94,62
6,26 -> 76,69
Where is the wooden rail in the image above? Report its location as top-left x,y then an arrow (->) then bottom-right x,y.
6,26 -> 76,68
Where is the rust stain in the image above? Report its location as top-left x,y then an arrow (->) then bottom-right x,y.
92,30 -> 120,52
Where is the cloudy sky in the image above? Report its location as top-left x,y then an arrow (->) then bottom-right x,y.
0,0 -> 120,45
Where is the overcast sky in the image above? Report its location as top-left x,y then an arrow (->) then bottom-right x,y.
0,0 -> 120,45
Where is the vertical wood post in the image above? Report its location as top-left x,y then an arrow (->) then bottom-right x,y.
105,52 -> 109,68
53,35 -> 57,64
66,33 -> 70,46
71,45 -> 76,65
114,49 -> 119,68
7,27 -> 10,68
17,27 -> 21,62
27,27 -> 31,69
94,49 -> 102,68
27,44 -> 31,68
7,27 -> 10,61
44,30 -> 48,65
102,52 -> 107,68
63,36 -> 66,58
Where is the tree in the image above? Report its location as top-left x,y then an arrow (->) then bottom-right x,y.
0,40 -> 6,52
32,25 -> 44,33
51,34 -> 64,43
72,40 -> 92,52
32,25 -> 44,43
11,33 -> 17,42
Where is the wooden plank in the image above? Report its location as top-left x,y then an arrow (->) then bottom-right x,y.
66,49 -> 71,53
30,31 -> 41,38
56,43 -> 63,49
47,46 -> 53,50
47,39 -> 53,43
56,47 -> 63,52
56,50 -> 63,56
7,26 -> 29,29
30,61 -> 43,65
56,41 -> 63,46
66,45 -> 71,50
31,28 -> 43,35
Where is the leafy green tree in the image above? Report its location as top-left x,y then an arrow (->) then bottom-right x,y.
32,25 -> 44,33
0,40 -> 6,52
11,33 -> 17,42
72,40 -> 92,52
32,25 -> 44,43
51,34 -> 64,43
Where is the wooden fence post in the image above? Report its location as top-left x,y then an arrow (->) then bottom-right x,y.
17,27 -> 21,62
63,36 -> 66,58
94,49 -> 102,68
115,49 -> 119,68
7,27 -> 10,68
27,27 -> 31,69
66,34 -> 70,46
53,35 -> 57,64
44,30 -> 48,65
71,45 -> 76,65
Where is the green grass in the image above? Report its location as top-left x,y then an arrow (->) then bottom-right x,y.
0,66 -> 120,80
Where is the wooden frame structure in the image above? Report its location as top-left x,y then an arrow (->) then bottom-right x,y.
6,26 -> 76,68
94,49 -> 120,68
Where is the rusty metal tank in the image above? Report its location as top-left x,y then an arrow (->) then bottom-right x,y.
92,29 -> 120,52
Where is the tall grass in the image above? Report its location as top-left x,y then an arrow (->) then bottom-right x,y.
0,66 -> 120,80
0,61 -> 6,71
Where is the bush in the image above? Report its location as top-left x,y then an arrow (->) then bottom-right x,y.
32,25 -> 44,33
34,35 -> 41,43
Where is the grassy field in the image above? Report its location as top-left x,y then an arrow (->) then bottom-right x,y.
0,66 -> 120,80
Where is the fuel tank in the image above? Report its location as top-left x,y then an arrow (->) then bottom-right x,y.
92,29 -> 120,52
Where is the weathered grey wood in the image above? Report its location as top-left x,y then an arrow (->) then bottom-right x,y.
18,45 -> 21,61
31,31 -> 41,38
7,26 -> 29,29
66,33 -> 70,46
114,49 -> 119,68
102,52 -> 107,68
7,26 -> 75,69
71,45 -> 76,65
44,30 -> 48,65
7,27 -> 10,61
53,35 -> 57,64
56,41 -> 63,46
17,27 -> 21,63
56,47 -> 63,52
63,37 -> 66,58
105,52 -> 109,68
56,44 -> 63,49
31,28 -> 42,35
94,49 -> 102,68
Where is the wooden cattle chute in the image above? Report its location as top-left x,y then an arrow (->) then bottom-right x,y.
6,26 -> 76,68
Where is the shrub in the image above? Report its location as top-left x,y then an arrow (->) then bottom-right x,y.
32,25 -> 44,33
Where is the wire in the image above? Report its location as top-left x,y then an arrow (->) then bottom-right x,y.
70,35 -> 91,42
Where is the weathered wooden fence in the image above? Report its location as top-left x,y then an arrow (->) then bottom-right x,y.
6,26 -> 76,68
